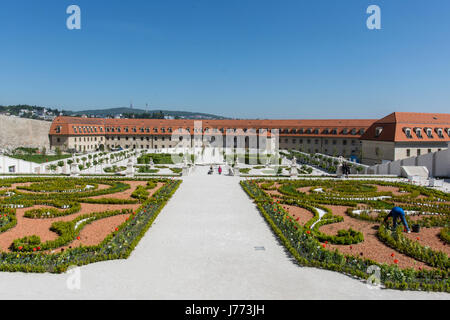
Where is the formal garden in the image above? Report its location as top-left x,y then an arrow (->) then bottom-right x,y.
241,178 -> 450,292
0,176 -> 181,272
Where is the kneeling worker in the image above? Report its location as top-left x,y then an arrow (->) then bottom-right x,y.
383,206 -> 411,233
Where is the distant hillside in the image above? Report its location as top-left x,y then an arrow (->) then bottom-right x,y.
65,107 -> 229,120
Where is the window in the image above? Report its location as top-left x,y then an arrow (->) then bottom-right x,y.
324,140 -> 328,145
417,149 -> 421,156
428,149 -> 432,153
404,128 -> 412,138
375,127 -> 383,137
415,128 -> 422,138
425,128 -> 433,138
436,128 -> 444,138
343,140 -> 347,145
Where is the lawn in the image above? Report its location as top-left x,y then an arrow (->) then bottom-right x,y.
7,154 -> 72,164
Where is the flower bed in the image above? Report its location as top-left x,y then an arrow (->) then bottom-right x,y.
242,179 -> 449,292
0,177 -> 181,273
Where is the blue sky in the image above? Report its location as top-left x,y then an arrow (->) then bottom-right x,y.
0,0 -> 449,119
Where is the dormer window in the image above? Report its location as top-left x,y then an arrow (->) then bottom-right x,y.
435,128 -> 444,138
306,128 -> 312,134
425,128 -> 433,138
313,129 -> 319,134
331,128 -> 338,135
375,127 -> 383,137
153,128 -> 158,133
351,128 -> 357,135
298,128 -> 304,134
342,128 -> 348,135
360,128 -> 365,135
55,126 -> 61,133
403,127 -> 412,138
415,128 -> 422,138
323,128 -> 329,134
73,126 -> 77,133
447,128 -> 450,137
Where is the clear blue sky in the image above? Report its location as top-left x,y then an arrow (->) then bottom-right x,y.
1,0 -> 449,119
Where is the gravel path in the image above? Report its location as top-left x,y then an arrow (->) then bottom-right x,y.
0,167 -> 448,299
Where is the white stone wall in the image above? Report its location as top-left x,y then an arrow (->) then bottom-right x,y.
369,148 -> 450,177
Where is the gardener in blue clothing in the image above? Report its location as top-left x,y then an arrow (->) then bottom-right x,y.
383,206 -> 411,233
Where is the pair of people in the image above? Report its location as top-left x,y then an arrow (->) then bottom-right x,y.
208,165 -> 222,175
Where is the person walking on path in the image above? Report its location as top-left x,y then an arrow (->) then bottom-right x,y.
383,206 -> 411,233
218,166 -> 222,175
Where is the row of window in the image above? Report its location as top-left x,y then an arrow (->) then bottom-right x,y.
281,138 -> 359,145
405,148 -> 443,157
74,137 -> 103,142
105,136 -> 175,141
72,126 -> 103,134
402,127 -> 449,139
64,125 -> 366,136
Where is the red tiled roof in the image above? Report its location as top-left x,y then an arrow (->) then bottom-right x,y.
50,116 -> 376,138
361,112 -> 450,142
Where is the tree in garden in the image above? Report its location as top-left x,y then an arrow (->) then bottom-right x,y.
57,161 -> 65,172
47,164 -> 57,172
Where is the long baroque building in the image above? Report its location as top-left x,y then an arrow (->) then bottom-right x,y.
49,112 -> 450,165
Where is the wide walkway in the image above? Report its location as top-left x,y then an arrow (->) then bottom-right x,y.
0,166 -> 448,299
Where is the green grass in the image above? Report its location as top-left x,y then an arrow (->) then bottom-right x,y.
7,154 -> 72,164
